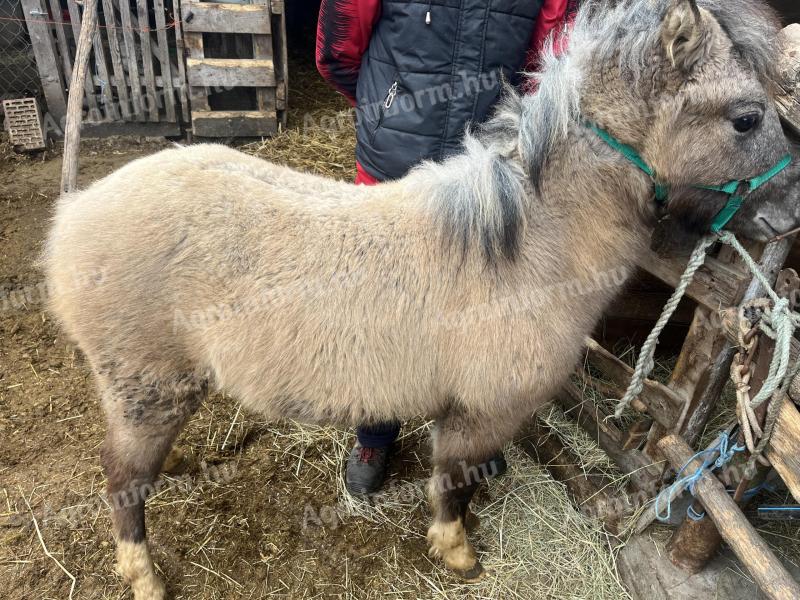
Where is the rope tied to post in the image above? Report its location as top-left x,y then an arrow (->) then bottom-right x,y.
614,235 -> 717,418
654,430 -> 745,522
615,232 -> 800,465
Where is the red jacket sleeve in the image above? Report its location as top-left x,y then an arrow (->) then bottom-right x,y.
521,0 -> 577,93
316,0 -> 382,105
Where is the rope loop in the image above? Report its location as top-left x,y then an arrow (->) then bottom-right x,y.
654,430 -> 744,522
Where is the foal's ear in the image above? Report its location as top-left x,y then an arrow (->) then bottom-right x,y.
661,0 -> 711,73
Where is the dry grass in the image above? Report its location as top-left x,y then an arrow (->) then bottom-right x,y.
220,411 -> 630,600
240,62 -> 356,181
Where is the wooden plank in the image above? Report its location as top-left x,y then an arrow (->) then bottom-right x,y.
186,58 -> 276,88
114,0 -> 145,120
583,337 -> 684,429
173,0 -> 190,122
271,0 -> 288,121
20,0 -> 67,122
637,249 -> 748,311
765,396 -> 800,503
181,2 -> 272,34
46,0 -> 73,86
100,0 -> 133,119
67,0 -> 118,120
776,24 -> 800,134
658,434 -> 800,600
556,380 -> 663,491
79,120 -> 181,137
61,0 -> 100,117
154,0 -> 177,121
191,110 -> 277,137
253,0 -> 276,114
183,32 -> 209,113
136,0 -> 159,121
618,535 -> 789,600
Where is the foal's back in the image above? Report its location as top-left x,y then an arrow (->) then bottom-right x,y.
44,144 -> 449,424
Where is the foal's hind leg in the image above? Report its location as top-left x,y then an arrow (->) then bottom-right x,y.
427,409 -> 517,582
98,370 -> 206,600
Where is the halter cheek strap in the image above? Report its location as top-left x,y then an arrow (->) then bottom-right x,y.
587,122 -> 792,233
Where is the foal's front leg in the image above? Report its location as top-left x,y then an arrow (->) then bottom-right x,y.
426,411 -> 515,582
427,461 -> 484,580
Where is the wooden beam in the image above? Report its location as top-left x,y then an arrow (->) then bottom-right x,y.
63,0 -> 100,116
182,2 -> 272,34
191,110 -> 277,137
637,250 -> 748,311
658,434 -> 800,600
67,0 -> 119,121
583,337 -> 685,429
60,0 -> 97,194
681,236 -> 797,444
187,58 -> 276,88
556,380 -> 663,491
253,0 -> 276,114
765,396 -> 800,503
271,0 -> 289,122
21,0 -> 67,123
776,24 -> 800,134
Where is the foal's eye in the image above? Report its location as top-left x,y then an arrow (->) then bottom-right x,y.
732,112 -> 761,133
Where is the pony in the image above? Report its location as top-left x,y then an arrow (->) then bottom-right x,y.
43,0 -> 800,596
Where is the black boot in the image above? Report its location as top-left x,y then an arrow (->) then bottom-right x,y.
345,442 -> 391,496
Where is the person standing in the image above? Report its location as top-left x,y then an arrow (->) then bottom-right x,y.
316,0 -> 579,495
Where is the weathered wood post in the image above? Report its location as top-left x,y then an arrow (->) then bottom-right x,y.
60,0 -> 98,194
658,434 -> 800,600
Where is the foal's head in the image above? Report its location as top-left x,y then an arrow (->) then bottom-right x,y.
575,0 -> 797,240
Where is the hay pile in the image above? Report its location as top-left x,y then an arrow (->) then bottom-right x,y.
222,413 -> 629,600
241,63 -> 356,180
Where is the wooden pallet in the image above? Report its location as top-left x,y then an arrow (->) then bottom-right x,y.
181,0 -> 287,137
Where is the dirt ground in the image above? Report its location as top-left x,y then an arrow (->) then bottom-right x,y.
0,64 -> 625,598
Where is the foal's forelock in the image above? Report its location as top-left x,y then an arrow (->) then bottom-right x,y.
412,0 -> 780,265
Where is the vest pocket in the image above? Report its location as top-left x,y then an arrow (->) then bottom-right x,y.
370,74 -> 403,143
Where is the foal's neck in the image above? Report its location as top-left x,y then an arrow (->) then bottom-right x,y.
517,125 -> 655,286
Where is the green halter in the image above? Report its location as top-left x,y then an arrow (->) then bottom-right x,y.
587,123 -> 792,233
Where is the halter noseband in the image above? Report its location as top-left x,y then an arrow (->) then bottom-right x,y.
587,122 -> 792,233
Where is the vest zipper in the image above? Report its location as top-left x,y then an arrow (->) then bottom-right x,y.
426,1 -> 432,24
383,81 -> 399,109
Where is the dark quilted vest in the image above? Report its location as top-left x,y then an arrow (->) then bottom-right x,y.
355,0 -> 542,181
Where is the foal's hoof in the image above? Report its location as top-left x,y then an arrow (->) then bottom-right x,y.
454,560 -> 488,583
